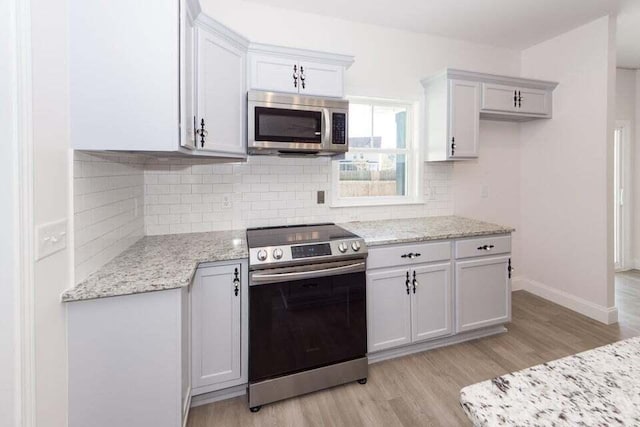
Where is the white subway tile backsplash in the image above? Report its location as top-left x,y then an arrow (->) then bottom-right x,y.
73,152 -> 145,284
143,156 -> 453,235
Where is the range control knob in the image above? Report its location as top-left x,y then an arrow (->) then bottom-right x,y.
273,248 -> 284,260
257,249 -> 268,261
338,242 -> 348,253
351,241 -> 361,252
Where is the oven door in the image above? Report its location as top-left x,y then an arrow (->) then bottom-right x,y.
249,259 -> 367,383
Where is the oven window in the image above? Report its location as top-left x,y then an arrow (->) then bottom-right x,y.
249,271 -> 366,382
255,107 -> 322,143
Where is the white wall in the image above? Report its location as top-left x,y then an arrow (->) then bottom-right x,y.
201,0 -> 520,100
616,68 -> 639,268
1,0 -> 19,424
453,121 -> 522,269
74,152 -> 145,283
31,0 -> 71,424
518,16 -> 617,323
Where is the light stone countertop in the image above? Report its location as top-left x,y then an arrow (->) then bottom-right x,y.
340,216 -> 514,246
459,336 -> 640,426
61,216 -> 514,303
61,230 -> 247,302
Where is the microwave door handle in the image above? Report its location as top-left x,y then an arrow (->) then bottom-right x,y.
323,108 -> 331,145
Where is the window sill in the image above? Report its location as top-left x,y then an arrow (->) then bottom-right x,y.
330,197 -> 424,208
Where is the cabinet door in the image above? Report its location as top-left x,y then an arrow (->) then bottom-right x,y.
410,263 -> 453,343
480,83 -> 518,113
180,4 -> 196,150
298,61 -> 344,97
367,268 -> 412,352
195,26 -> 246,155
455,256 -> 511,333
191,264 -> 241,390
518,87 -> 551,115
249,54 -> 299,94
449,79 -> 480,158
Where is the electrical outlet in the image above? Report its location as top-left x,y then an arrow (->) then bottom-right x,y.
426,186 -> 436,201
317,191 -> 325,204
481,184 -> 489,199
222,194 -> 232,209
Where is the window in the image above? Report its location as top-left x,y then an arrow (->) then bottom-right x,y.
331,99 -> 421,206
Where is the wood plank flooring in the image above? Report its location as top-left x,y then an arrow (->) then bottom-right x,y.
188,274 -> 640,427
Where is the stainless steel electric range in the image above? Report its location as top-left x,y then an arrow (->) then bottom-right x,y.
246,223 -> 368,412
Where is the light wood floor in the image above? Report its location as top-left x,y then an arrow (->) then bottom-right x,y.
188,274 -> 640,427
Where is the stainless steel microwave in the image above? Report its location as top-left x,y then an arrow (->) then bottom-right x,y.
247,90 -> 348,156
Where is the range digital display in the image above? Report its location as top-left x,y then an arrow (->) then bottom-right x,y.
291,243 -> 332,259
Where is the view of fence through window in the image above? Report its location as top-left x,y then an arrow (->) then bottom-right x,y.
339,102 -> 410,199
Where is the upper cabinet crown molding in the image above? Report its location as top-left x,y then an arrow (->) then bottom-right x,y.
422,68 -> 558,92
248,42 -> 355,68
194,13 -> 250,50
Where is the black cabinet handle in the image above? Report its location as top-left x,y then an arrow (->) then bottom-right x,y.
233,267 -> 240,296
412,271 -> 417,294
518,91 -> 522,108
401,252 -> 422,259
476,244 -> 495,251
293,64 -> 298,88
405,272 -> 410,295
299,66 -> 305,89
513,90 -> 518,107
195,118 -> 208,147
451,137 -> 456,156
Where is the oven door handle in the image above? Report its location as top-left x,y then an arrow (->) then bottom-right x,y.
250,261 -> 365,285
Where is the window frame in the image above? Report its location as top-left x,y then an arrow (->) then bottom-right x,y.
330,97 -> 423,208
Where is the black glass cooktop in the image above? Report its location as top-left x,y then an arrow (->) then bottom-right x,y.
246,223 -> 357,248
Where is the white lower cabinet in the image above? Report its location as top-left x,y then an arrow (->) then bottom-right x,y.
191,261 -> 248,395
455,255 -> 511,333
367,268 -> 413,352
367,242 -> 454,353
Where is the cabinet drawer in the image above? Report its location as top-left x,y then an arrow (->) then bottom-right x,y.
368,241 -> 451,269
455,235 -> 511,259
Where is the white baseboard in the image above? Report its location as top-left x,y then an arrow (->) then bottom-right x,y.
515,277 -> 618,325
191,384 -> 247,408
511,275 -> 526,291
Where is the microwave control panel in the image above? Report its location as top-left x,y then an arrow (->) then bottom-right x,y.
332,113 -> 346,145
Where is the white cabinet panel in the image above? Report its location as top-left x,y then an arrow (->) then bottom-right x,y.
70,0 -> 179,151
455,255 -> 511,333
410,263 -> 453,343
195,23 -> 247,156
449,79 -> 480,158
481,83 -> 517,113
180,4 -> 196,150
299,61 -> 344,97
367,241 -> 451,270
518,87 -> 550,115
191,264 -> 242,390
249,54 -> 299,94
367,268 -> 412,352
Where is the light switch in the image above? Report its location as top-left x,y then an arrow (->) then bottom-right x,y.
36,219 -> 67,261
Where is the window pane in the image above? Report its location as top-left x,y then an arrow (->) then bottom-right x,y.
348,104 -> 373,148
338,152 -> 406,198
373,105 -> 408,149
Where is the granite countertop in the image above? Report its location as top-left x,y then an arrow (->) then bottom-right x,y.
340,216 -> 514,246
62,216 -> 513,303
459,336 -> 640,426
61,230 -> 247,302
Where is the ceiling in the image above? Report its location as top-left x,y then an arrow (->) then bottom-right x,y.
248,0 -> 638,69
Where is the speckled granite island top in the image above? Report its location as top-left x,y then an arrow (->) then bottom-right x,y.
61,230 -> 247,302
460,336 -> 640,426
340,216 -> 514,246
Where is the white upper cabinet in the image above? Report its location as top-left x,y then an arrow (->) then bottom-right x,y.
70,0 -> 200,153
481,83 -> 552,117
422,69 -> 558,161
449,80 -> 481,159
194,16 -> 249,157
248,43 -> 354,98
